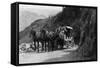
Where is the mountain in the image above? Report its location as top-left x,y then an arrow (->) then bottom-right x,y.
19,10 -> 46,32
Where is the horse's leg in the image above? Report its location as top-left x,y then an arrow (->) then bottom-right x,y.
53,40 -> 55,51
44,41 -> 47,52
61,39 -> 64,49
39,40 -> 42,52
48,40 -> 51,52
60,41 -> 62,49
54,40 -> 56,50
52,41 -> 55,51
41,41 -> 44,52
37,41 -> 39,53
56,39 -> 59,50
50,40 -> 52,51
59,39 -> 62,49
35,41 -> 37,52
47,41 -> 49,52
34,40 -> 36,51
35,40 -> 38,53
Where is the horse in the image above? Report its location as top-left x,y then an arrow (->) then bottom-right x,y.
29,29 -> 51,52
39,29 -> 48,52
29,29 -> 37,51
46,31 -> 55,51
54,27 -> 64,50
58,30 -> 65,49
29,29 -> 41,52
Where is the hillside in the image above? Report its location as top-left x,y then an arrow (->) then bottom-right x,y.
19,10 -> 46,32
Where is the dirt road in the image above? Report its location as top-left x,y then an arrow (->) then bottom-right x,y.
19,46 -> 78,64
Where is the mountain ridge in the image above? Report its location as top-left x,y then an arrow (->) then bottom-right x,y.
19,10 -> 46,32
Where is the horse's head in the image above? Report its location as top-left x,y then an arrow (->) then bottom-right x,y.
36,31 -> 41,38
48,31 -> 54,38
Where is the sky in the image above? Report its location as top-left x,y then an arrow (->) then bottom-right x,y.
19,4 -> 63,17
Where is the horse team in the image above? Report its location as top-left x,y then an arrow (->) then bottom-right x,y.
19,26 -> 74,53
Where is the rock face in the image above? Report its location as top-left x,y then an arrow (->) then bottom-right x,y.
19,7 -> 97,59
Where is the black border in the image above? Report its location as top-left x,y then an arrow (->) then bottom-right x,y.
11,2 -> 97,66
11,2 -> 19,66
